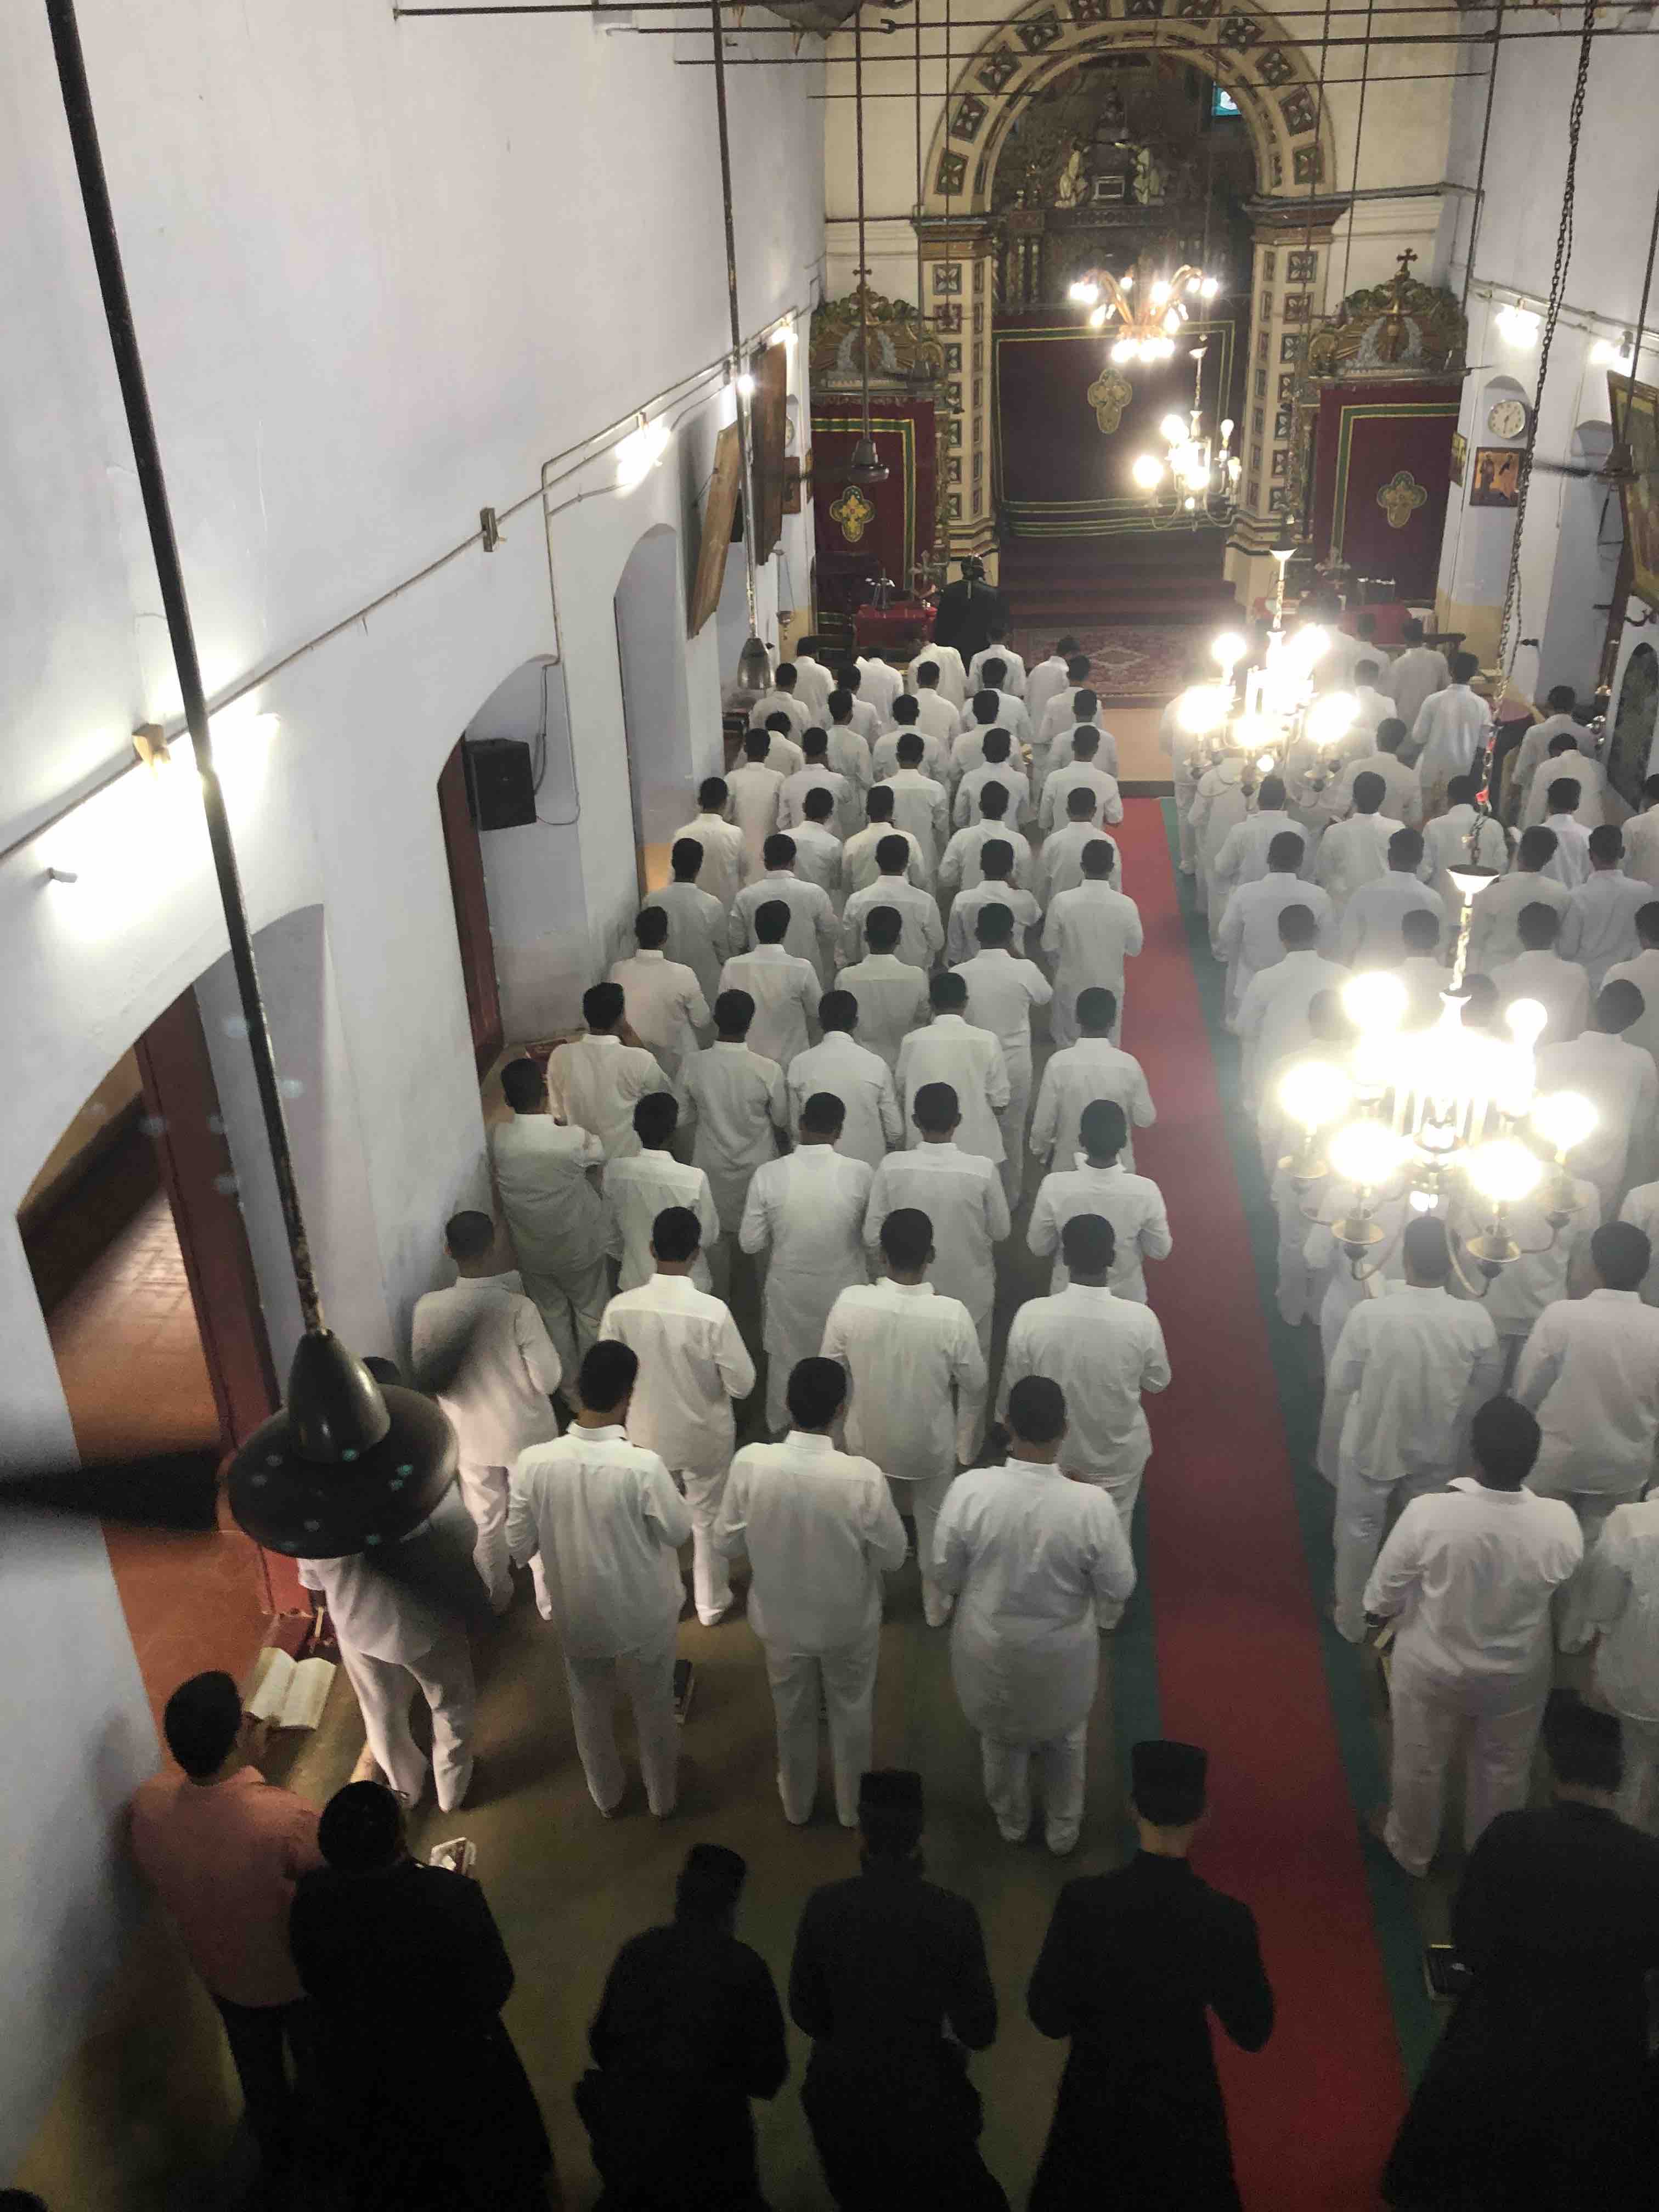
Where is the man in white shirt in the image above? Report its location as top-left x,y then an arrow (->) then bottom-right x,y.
1491,902 -> 1590,1045
1534,980 -> 1659,1210
835,664 -> 883,748
1419,774 -> 1511,909
872,695 -> 949,787
788,787 -> 848,910
546,983 -> 673,1160
1033,657 -> 1097,755
953,727 -> 1031,831
1039,789 -> 1120,907
1232,916 -> 1348,1121
1467,827 -> 1573,974
1314,772 -> 1402,919
1346,657 -> 1396,746
1327,720 -> 1424,831
1449,1166 -> 1600,1384
785,989 -> 901,1170
508,1341 -> 693,1817
601,1205 -> 757,1627
1515,1221 -> 1659,1643
730,835 -> 839,985
1395,909 -> 1448,1029
933,1375 -> 1137,1857
1025,635 -> 1080,733
1539,778 -> 1593,888
1604,901 -> 1659,1072
1579,1491 -> 1659,1830
1219,837 -> 1335,1014
645,839 -> 731,1003
741,1094 -> 873,1435
410,1211 -> 562,1612
1042,842 -> 1143,1048
671,778 -> 748,909
838,907 -> 930,1070
780,736 -> 857,845
1037,726 -> 1122,838
754,663 -> 811,742
714,1360 -> 907,1830
604,1092 -> 721,1296
1001,1214 -> 1171,1537
1510,686 -> 1594,811
727,732 -> 786,878
299,1485 -> 481,1814
1380,618 -> 1450,734
758,713 -> 804,779
1212,776 -> 1310,898
1028,1099 -> 1172,1302
610,907 -> 709,1077
677,989 -> 788,1237
886,734 -> 950,862
864,1081 -> 1011,1362
1338,829 -> 1446,968
1412,652 -> 1493,809
1159,655 -> 1212,874
894,973 -> 1010,1167
822,691 -> 874,792
1622,772 -> 1659,890
907,640 -> 968,710
1030,987 -> 1154,1174
490,1054 -> 613,1373
854,645 -> 903,721
1521,730 -> 1612,831
1562,826 -> 1649,989
937,784 -> 1037,898
1037,696 -> 1118,786
822,1207 -> 988,1628
720,902 -> 820,1069
790,636 -> 834,721
1320,1218 -> 1504,1641
841,838 -> 944,973
1361,1396 -> 1581,1876
946,840 -> 1041,966
954,904 -> 1053,1198
968,628 -> 1027,698
957,668 -> 1031,749
907,661 -> 961,752
1191,755 -> 1249,942
843,786 -> 929,895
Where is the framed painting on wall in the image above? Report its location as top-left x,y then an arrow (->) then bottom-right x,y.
1469,447 -> 1520,508
1608,374 -> 1659,611
1449,431 -> 1467,487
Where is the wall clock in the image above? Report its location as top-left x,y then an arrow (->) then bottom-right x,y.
1486,397 -> 1530,440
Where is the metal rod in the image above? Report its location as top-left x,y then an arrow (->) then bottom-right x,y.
710,0 -> 760,635
661,20 -> 1659,50
1340,0 -> 1375,298
855,4 -> 874,446
392,0 -> 1658,16
1460,0 -> 1504,313
44,0 -> 323,1334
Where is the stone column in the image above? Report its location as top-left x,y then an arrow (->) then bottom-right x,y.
916,213 -> 1001,579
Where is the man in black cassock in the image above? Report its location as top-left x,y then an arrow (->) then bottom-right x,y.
1382,1692 -> 1659,2211
1026,1739 -> 1273,2212
578,1843 -> 787,2211
932,557 -> 1009,663
788,1769 -> 1008,2211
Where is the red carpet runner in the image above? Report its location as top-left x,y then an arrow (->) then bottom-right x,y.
1117,795 -> 1406,2209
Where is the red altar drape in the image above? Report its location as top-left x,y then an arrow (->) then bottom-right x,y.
810,400 -> 938,647
1307,381 -> 1460,599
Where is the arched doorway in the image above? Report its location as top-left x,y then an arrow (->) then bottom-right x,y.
614,524 -> 696,895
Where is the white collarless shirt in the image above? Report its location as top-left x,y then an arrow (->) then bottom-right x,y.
672,812 -> 747,907
1029,1040 -> 1155,1171
1468,868 -> 1572,974
1028,1157 -> 1172,1300
836,954 -> 930,1070
489,1113 -> 611,1276
1489,949 -> 1589,1047
1380,646 -> 1450,732
1604,949 -> 1659,1073
1534,1031 -> 1658,1203
609,949 -> 709,1075
1540,814 -> 1592,889
1582,1497 -> 1659,1723
1232,951 -> 1351,1102
544,1035 -> 670,1159
714,1431 -> 907,1652
952,948 -> 1053,1069
1000,1285 -> 1171,1489
841,876 -> 944,972
1564,871 -> 1651,988
644,879 -> 730,1002
718,943 -> 819,1069
602,1149 -> 721,1293
842,822 -> 928,895
1320,1286 -> 1501,1486
507,1425 -> 691,1658
1337,873 -> 1445,968
410,1274 -> 561,1467
938,821 -> 1036,896
600,1273 -> 756,1476
947,881 -> 1042,966
1411,684 -> 1492,789
821,1278 -> 987,1481
785,1032 -> 902,1168
1515,1288 -> 1659,1496
895,1015 -> 1011,1162
864,1144 -> 1010,1323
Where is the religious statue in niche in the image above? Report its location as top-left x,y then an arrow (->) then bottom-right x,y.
1054,140 -> 1090,209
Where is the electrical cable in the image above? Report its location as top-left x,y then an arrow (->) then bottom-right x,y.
1339,0 -> 1375,301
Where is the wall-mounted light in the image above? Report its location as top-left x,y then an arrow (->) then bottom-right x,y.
1495,302 -> 1541,348
1592,331 -> 1637,373
132,722 -> 173,775
44,866 -> 80,884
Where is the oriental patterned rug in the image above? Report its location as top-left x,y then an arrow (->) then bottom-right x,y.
1012,623 -> 1199,707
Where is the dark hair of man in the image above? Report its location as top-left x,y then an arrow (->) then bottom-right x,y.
162,1671 -> 244,1779
827,689 -> 854,721
1061,1212 -> 1116,1277
787,1356 -> 847,1429
1008,1374 -> 1065,1445
1644,772 -> 1659,804
930,970 -> 967,1012
676,1842 -> 747,1924
840,664 -> 864,693
1638,900 -> 1659,946
763,833 -> 796,871
983,658 -> 1007,690
744,730 -> 770,761
980,839 -> 1015,880
1517,900 -> 1561,951
803,786 -> 835,823
1267,830 -> 1303,873
1402,1216 -> 1452,1284
867,784 -> 896,821
915,662 -> 940,689
634,1091 -> 679,1147
1066,653 -> 1092,682
501,1057 -> 546,1114
1588,825 -> 1623,867
1071,726 -> 1101,763
1401,909 -> 1440,953
975,903 -> 1014,948
880,1207 -> 933,1271
1080,1098 -> 1127,1156
1593,1219 -> 1651,1290
896,732 -> 925,767
714,988 -> 755,1036
1355,659 -> 1380,686
865,906 -> 902,951
584,981 -> 625,1031
1077,838 -> 1116,884
1056,634 -> 1081,658
1075,688 -> 1099,716
652,1205 -> 702,1264
1543,1690 -> 1623,1793
1351,771 -> 1386,816
765,714 -> 791,738
818,989 -> 856,1034
754,900 -> 791,944
1545,684 -> 1577,713
979,783 -> 1009,819
1548,731 -> 1580,757
1270,903 -> 1315,951
1376,719 -> 1407,754
861,1780 -> 924,1860
983,727 -> 1012,764
1452,651 -> 1480,685
892,694 -> 919,724
1447,774 -> 1479,806
1517,825 -> 1558,870
1470,1394 -> 1540,1489
580,1344 -> 639,1415
1545,777 -> 1581,815
802,726 -> 829,760
698,776 -> 727,811
972,689 -> 998,725
912,1081 -> 959,1134
1401,617 -> 1425,646
446,1209 -> 495,1262
672,837 -> 705,881
800,1092 -> 845,1139
797,634 -> 820,657
318,1781 -> 404,1874
635,906 -> 669,950
774,663 -> 798,691
1066,787 -> 1097,820
1388,828 -> 1424,871
876,833 -> 910,874
1076,986 -> 1117,1032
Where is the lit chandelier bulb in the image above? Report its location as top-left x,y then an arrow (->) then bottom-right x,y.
1160,413 -> 1188,444
1132,453 -> 1164,491
1504,997 -> 1548,1051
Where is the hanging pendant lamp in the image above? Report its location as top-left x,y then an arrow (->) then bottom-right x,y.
847,5 -> 890,485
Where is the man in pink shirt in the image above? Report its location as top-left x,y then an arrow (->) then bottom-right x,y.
129,1671 -> 323,2177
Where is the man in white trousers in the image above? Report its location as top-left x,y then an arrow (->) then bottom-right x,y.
508,1341 -> 692,1819
1320,1218 -> 1503,1641
952,902 -> 1053,1200
299,1481 -> 481,1813
1000,1212 -> 1170,1567
1028,1099 -> 1172,1303
785,989 -> 902,1170
678,989 -> 789,1252
1314,772 -> 1401,920
610,906 -> 709,1078
838,907 -> 930,1071
740,1093 -> 873,1436
545,983 -> 672,1159
821,1207 -> 988,1628
1562,825 -> 1650,989
489,1054 -> 613,1381
1042,842 -> 1143,1049
1029,987 -> 1155,1175
1362,1396 -> 1581,1876
1232,912 -> 1349,1125
600,1205 -> 757,1626
714,1359 -> 907,1830
410,1209 -> 562,1612
645,838 -> 732,1003
894,970 -> 1011,1167
671,779 -> 748,909
1579,1488 -> 1659,1832
933,1375 -> 1137,1856
865,1081 -> 1011,1364
1217,835 -> 1335,1016
603,1093 -> 721,1296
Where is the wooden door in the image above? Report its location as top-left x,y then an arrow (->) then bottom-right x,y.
133,989 -> 280,1449
438,740 -> 505,1075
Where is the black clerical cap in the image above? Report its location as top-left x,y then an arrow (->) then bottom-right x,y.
1131,1740 -> 1207,1825
859,1768 -> 923,1814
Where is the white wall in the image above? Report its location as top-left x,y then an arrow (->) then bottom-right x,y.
0,0 -> 821,2168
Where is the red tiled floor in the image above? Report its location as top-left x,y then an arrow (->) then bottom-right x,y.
44,1192 -> 273,1730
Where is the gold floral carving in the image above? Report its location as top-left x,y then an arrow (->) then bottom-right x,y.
829,483 -> 877,543
1375,470 -> 1429,529
1087,367 -> 1133,436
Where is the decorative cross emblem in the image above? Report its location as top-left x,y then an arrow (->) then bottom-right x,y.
1087,367 -> 1134,435
830,483 -> 877,544
1375,469 -> 1429,529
